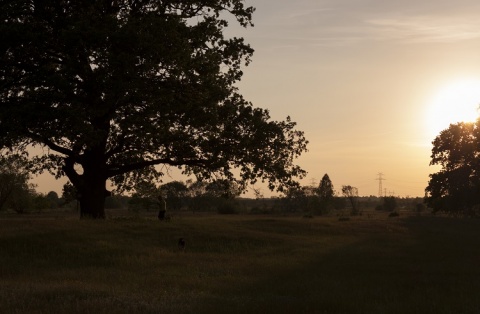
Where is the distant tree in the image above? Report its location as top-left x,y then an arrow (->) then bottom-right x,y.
46,191 -> 60,209
181,179 -> 242,212
128,180 -> 159,212
7,184 -> 35,214
205,179 -> 242,199
29,191 -> 61,211
342,185 -> 360,215
280,186 -> 309,212
316,173 -> 335,214
1,1 -> 308,219
132,180 -> 159,199
61,182 -> 78,205
205,179 -> 243,214
185,180 -> 210,212
425,121 -> 480,215
160,181 -> 188,211
0,153 -> 32,212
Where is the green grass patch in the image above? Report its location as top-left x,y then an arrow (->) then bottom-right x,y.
1,212 -> 480,313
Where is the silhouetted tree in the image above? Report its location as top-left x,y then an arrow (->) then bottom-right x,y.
31,191 -> 61,211
61,182 -> 78,206
205,179 -> 242,199
160,181 -> 188,211
0,153 -> 32,211
278,186 -> 308,212
128,180 -> 159,212
425,121 -> 480,215
185,180 -> 210,212
317,174 -> 335,200
1,1 -> 308,218
316,173 -> 335,214
342,185 -> 360,215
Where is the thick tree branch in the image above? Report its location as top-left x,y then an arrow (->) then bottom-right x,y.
27,132 -> 74,157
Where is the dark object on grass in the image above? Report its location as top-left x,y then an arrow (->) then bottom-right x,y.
178,238 -> 186,251
388,211 -> 400,218
158,210 -> 166,220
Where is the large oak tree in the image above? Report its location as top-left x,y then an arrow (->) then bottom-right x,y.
1,0 -> 308,218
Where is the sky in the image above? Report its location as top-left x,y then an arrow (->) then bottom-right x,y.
231,0 -> 480,197
35,0 -> 480,198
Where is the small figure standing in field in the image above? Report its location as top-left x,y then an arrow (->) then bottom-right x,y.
178,238 -> 186,251
158,195 -> 167,220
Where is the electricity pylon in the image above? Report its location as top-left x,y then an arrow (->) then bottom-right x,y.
376,173 -> 385,198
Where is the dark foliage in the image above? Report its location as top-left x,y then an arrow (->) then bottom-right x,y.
425,121 -> 480,215
1,1 -> 308,218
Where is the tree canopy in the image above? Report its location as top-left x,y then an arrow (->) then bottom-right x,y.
341,185 -> 359,215
317,173 -> 334,201
0,0 -> 308,218
425,121 -> 480,215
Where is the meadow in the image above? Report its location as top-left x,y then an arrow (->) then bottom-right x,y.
1,210 -> 480,314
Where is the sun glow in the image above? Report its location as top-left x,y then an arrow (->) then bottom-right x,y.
426,78 -> 480,138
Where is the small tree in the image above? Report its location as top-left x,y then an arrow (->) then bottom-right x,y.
342,185 -> 360,216
317,173 -> 335,214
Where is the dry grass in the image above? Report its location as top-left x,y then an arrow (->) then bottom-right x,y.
1,211 -> 480,313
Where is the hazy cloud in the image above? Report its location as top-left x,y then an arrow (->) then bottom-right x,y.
252,0 -> 480,47
366,16 -> 480,43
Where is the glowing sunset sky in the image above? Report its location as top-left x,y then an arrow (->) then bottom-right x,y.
35,0 -> 480,198
233,0 -> 480,197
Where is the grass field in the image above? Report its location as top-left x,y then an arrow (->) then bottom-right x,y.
1,210 -> 480,313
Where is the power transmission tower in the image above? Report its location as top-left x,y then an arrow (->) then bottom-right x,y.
376,173 -> 385,198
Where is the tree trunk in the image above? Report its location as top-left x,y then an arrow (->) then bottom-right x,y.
78,179 -> 107,219
63,147 -> 109,219
78,153 -> 110,219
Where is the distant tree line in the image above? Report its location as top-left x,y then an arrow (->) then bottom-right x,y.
0,156 -> 426,216
127,179 -> 243,214
267,174 -> 425,215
